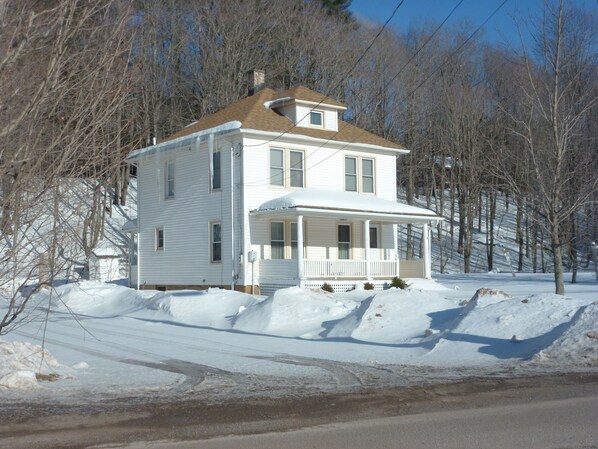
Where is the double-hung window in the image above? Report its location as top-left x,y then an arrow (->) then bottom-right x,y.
211,222 -> 221,262
165,160 -> 175,199
345,157 -> 357,192
344,156 -> 375,193
270,148 -> 304,188
362,159 -> 374,193
270,149 -> 284,186
211,150 -> 221,190
338,224 -> 351,260
289,150 -> 304,188
270,222 -> 285,259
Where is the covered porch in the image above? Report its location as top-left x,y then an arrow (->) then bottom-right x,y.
250,189 -> 443,294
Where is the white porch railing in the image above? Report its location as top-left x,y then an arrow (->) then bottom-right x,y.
260,259 -> 419,280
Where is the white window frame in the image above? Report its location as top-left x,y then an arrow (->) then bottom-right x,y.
270,148 -> 285,187
210,222 -> 222,263
269,147 -> 305,189
309,110 -> 323,127
345,156 -> 358,192
344,155 -> 376,194
211,150 -> 221,191
155,227 -> 164,251
338,223 -> 351,260
164,160 -> 175,199
270,221 -> 285,259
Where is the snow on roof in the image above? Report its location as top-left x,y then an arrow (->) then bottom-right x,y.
121,218 -> 138,233
252,189 -> 442,220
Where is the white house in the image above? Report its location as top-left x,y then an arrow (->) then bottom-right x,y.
126,71 -> 442,294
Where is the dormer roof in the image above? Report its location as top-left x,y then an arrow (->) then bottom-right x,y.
163,86 -> 405,151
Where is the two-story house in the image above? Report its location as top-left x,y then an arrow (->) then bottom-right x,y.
126,71 -> 442,294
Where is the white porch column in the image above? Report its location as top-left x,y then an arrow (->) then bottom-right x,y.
364,219 -> 371,280
297,215 -> 304,285
423,223 -> 432,279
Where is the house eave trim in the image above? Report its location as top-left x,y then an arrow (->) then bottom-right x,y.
239,128 -> 409,154
250,206 -> 443,223
126,121 -> 242,161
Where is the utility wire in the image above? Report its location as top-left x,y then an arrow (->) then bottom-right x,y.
242,0 -> 406,148
244,0 -> 475,187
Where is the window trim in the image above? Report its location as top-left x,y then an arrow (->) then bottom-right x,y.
210,222 -> 222,263
309,110 -> 324,128
155,227 -> 164,251
270,221 -> 285,260
361,158 -> 375,194
344,155 -> 376,194
164,160 -> 175,200
337,223 -> 352,260
269,147 -> 305,189
344,156 -> 358,192
269,148 -> 285,187
211,149 -> 221,192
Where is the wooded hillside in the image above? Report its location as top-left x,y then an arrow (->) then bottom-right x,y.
0,0 -> 596,300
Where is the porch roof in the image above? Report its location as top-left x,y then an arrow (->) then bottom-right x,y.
250,189 -> 443,223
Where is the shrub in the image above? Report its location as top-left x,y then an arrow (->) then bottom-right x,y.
390,276 -> 409,289
321,282 -> 334,293
363,282 -> 375,290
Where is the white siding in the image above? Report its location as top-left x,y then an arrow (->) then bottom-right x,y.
240,135 -> 399,287
137,134 -> 241,287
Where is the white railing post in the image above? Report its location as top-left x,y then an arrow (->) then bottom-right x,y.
297,215 -> 304,285
364,219 -> 371,280
423,222 -> 432,279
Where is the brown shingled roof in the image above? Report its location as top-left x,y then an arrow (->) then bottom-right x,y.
164,86 -> 405,150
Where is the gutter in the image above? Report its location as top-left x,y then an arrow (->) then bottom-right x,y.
126,121 -> 242,161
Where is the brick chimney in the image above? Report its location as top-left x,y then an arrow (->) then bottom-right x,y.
247,69 -> 265,96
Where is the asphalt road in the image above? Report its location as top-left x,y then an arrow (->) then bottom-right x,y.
125,394 -> 598,449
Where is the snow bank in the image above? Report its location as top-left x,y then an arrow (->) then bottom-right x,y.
141,288 -> 261,329
233,287 -> 361,337
533,301 -> 598,367
424,289 -> 590,365
0,339 -> 60,390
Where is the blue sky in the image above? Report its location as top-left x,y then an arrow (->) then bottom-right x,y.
349,0 -> 597,46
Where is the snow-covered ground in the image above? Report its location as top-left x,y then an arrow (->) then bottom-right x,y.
1,273 -> 597,402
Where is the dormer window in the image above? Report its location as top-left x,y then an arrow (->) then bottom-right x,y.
309,111 -> 323,127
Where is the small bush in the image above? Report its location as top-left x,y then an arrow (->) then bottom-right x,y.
363,282 -> 375,290
390,276 -> 409,289
321,282 -> 334,293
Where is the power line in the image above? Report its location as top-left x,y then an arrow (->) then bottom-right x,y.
244,0 -> 471,187
242,0 -> 406,148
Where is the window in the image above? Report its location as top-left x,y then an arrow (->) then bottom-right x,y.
155,227 -> 164,251
338,224 -> 351,259
369,225 -> 379,249
165,160 -> 175,199
309,111 -> 323,127
345,156 -> 375,193
289,150 -> 304,188
270,148 -> 284,186
291,222 -> 298,259
211,150 -> 221,190
270,148 -> 305,188
345,157 -> 357,192
362,159 -> 374,194
211,222 -> 221,262
271,222 -> 285,259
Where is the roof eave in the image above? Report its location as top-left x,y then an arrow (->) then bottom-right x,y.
126,121 -> 242,161
239,128 -> 409,154
250,206 -> 443,223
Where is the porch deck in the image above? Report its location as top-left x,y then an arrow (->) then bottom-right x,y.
259,258 -> 425,294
